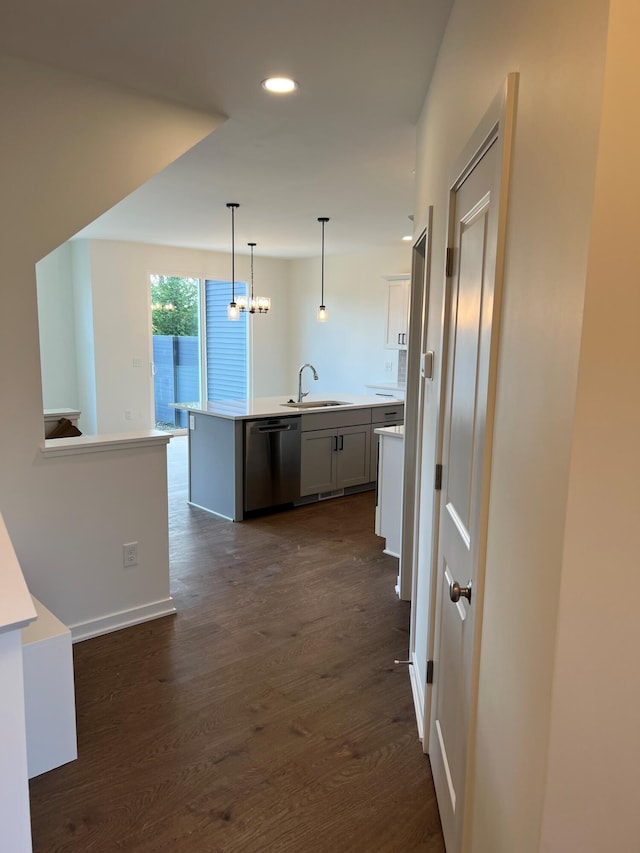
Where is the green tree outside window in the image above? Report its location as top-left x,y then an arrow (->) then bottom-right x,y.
150,276 -> 199,336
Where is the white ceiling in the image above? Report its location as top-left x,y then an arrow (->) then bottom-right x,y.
0,0 -> 452,258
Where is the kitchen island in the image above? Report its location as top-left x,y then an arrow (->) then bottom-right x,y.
173,395 -> 404,521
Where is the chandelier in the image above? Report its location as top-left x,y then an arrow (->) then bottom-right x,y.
237,242 -> 270,314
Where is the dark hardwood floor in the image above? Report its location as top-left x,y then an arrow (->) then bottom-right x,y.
29,435 -> 444,852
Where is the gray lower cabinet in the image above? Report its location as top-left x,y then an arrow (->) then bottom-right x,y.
300,423 -> 372,496
189,412 -> 244,520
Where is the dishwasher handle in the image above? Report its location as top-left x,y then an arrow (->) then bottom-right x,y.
258,424 -> 291,433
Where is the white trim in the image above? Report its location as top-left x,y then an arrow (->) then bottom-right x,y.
409,654 -> 426,743
41,430 -> 170,458
69,597 -> 176,643
199,276 -> 208,404
402,214 -> 433,606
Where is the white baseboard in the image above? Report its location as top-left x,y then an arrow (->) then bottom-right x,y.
69,597 -> 176,643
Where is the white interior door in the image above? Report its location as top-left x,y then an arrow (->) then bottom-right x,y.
429,138 -> 501,852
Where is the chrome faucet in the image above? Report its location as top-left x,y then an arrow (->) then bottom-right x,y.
297,363 -> 319,402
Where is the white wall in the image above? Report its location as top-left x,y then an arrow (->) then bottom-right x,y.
0,53 -> 220,637
411,0 -> 609,849
36,243 -> 79,410
84,240 -> 291,433
37,240 -> 291,433
540,2 -> 640,849
34,439 -> 173,638
288,245 -> 410,396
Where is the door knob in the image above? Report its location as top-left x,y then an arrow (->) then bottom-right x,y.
449,580 -> 472,604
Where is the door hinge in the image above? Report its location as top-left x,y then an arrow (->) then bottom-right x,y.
445,247 -> 454,277
434,464 -> 443,491
426,660 -> 434,685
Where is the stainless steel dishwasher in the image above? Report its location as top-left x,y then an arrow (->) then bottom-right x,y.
244,416 -> 301,513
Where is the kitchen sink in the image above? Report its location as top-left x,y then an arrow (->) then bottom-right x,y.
280,400 -> 348,409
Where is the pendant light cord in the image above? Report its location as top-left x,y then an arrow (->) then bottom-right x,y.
248,242 -> 257,312
227,202 -> 239,302
249,243 -> 255,301
318,217 -> 329,305
231,205 -> 235,302
321,221 -> 325,305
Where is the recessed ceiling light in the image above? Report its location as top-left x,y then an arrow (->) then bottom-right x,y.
402,235 -> 413,242
262,76 -> 298,94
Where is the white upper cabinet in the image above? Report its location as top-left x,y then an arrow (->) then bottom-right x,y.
384,276 -> 410,350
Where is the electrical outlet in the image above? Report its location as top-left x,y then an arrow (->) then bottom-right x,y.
125,409 -> 132,421
123,542 -> 138,567
384,361 -> 393,372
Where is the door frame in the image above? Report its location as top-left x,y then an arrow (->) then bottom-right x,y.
399,211 -> 433,603
147,271 -> 202,433
427,73 -> 518,848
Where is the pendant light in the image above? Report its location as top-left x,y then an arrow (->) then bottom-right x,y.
240,242 -> 271,315
226,202 -> 240,320
317,216 -> 329,322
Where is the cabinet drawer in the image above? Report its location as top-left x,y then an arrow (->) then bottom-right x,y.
301,407 -> 372,432
372,404 -> 404,424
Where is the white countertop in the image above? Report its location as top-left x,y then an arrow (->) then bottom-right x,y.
41,430 -> 170,457
374,425 -> 405,438
173,394 -> 403,421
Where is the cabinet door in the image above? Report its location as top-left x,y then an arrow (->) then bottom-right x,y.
385,280 -> 410,349
370,405 -> 405,481
377,434 -> 404,557
300,429 -> 336,496
336,424 -> 371,489
370,421 -> 404,482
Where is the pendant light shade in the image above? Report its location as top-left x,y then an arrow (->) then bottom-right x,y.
317,216 -> 329,322
226,202 -> 240,320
